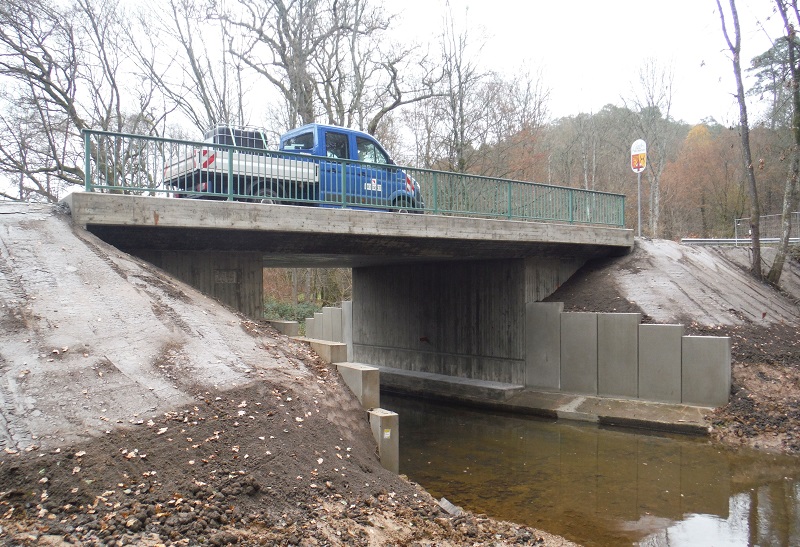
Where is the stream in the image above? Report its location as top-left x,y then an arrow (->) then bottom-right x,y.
382,393 -> 800,546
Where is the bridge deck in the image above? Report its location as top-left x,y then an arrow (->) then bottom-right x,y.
63,193 -> 634,267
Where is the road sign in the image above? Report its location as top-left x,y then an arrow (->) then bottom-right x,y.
631,139 -> 647,173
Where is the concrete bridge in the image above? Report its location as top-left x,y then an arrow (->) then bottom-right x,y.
64,192 -> 634,388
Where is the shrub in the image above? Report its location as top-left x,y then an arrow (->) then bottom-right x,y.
263,298 -> 321,323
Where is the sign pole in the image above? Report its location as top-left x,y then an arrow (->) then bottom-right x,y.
630,139 -> 647,238
637,171 -> 641,238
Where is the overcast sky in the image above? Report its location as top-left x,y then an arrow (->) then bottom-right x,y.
397,0 -> 781,125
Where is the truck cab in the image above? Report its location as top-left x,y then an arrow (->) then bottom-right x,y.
280,124 -> 423,211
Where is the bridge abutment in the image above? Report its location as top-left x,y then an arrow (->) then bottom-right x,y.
130,250 -> 264,319
352,258 -> 583,384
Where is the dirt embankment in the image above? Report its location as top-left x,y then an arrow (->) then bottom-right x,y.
0,203 -> 574,545
546,238 -> 800,454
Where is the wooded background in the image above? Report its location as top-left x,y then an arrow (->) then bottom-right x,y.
2,0 -> 799,301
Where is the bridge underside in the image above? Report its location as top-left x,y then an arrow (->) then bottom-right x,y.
64,193 -> 634,384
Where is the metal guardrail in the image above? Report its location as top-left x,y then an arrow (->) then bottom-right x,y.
82,129 -> 626,227
681,237 -> 800,246
735,212 -> 800,242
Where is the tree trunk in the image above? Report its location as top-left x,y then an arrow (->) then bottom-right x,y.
717,0 -> 763,279
767,1 -> 800,286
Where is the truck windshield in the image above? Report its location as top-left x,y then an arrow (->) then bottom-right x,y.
283,132 -> 314,151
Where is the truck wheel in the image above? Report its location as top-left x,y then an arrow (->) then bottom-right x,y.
254,187 -> 278,205
393,198 -> 412,213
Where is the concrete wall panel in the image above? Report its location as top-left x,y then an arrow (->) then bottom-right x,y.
560,312 -> 598,394
525,302 -> 563,389
524,257 -> 585,302
133,250 -> 263,319
322,307 -> 334,341
353,260 -> 526,383
598,313 -> 641,398
313,312 -> 324,339
639,324 -> 684,403
305,317 -> 315,338
681,336 -> 731,407
342,301 -> 353,362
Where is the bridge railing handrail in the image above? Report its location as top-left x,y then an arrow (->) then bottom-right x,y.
81,128 -> 627,227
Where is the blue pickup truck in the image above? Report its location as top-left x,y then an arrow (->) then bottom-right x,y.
164,123 -> 424,212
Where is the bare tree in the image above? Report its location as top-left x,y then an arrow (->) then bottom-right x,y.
130,0 -> 248,133
435,5 -> 488,173
221,0 -> 438,136
0,0 -> 86,201
767,0 -> 800,286
624,58 -> 678,237
476,70 -> 550,181
222,0 -> 336,128
0,0 -> 165,202
717,0 -> 763,279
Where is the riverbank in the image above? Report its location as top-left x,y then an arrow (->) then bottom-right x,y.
0,204 -> 576,545
0,349 -> 576,546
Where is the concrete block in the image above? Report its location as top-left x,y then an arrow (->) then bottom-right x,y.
331,307 -> 343,342
304,317 -> 315,338
308,340 -> 347,364
313,312 -> 324,339
369,408 -> 399,474
639,324 -> 684,403
560,312 -> 598,395
322,307 -> 335,341
598,313 -> 640,398
336,362 -> 380,409
267,320 -> 300,337
525,302 -> 563,389
342,301 -> 353,362
681,336 -> 731,407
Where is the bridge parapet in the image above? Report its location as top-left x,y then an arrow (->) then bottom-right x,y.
81,128 -> 626,227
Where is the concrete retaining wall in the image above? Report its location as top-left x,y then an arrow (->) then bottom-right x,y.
306,299 -> 730,408
560,312 -> 598,394
525,302 -> 563,389
527,306 -> 731,407
598,313 -> 640,398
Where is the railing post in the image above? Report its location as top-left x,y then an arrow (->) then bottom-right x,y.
84,130 -> 92,192
227,146 -> 234,201
341,159 -> 347,206
433,172 -> 438,214
507,181 -> 512,219
568,190 -> 574,223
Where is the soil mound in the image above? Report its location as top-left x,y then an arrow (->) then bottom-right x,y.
0,203 -> 572,545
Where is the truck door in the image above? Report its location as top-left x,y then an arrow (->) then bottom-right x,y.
355,136 -> 393,208
319,131 -> 350,205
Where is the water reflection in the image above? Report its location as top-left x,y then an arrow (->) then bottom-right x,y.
383,394 -> 800,546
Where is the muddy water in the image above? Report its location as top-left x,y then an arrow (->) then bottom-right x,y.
382,394 -> 800,546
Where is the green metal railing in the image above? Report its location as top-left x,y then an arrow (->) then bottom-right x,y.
82,129 -> 626,227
